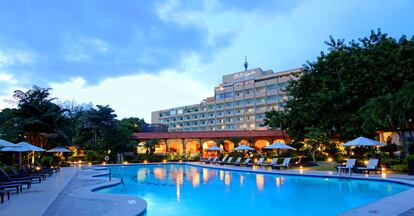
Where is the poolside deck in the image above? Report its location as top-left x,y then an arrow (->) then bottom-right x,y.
1,163 -> 414,216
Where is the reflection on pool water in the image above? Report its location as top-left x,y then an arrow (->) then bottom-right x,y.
97,164 -> 411,216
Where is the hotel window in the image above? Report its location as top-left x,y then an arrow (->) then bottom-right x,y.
201,114 -> 205,118
245,99 -> 254,105
235,91 -> 243,96
255,97 -> 266,104
256,87 -> 265,93
267,96 -> 277,103
173,118 -> 176,121
177,109 -> 183,115
245,89 -> 252,95
227,118 -> 232,122
267,84 -> 277,90
247,108 -> 255,113
170,110 -> 176,115
180,117 -> 183,120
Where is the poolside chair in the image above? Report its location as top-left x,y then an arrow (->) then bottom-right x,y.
0,184 -> 23,194
208,157 -> 219,164
202,156 -> 212,163
263,158 -> 278,167
0,168 -> 33,188
224,157 -> 234,165
7,165 -> 43,182
231,157 -> 242,165
273,158 -> 292,169
337,159 -> 356,175
357,159 -> 380,174
0,189 -> 11,203
254,158 -> 265,166
21,165 -> 49,179
217,156 -> 227,164
237,158 -> 251,166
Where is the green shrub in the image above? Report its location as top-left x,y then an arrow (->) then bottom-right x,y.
405,154 -> 414,163
391,164 -> 408,173
41,156 -> 54,167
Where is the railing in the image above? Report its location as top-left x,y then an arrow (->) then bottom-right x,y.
108,169 -> 125,185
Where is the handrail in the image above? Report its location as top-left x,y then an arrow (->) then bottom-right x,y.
108,169 -> 125,185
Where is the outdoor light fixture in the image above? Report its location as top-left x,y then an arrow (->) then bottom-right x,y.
35,166 -> 41,171
327,157 -> 333,163
163,159 -> 167,163
144,160 -> 148,164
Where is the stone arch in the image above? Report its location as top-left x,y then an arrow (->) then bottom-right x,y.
272,139 -> 285,144
254,139 -> 270,151
154,139 -> 167,154
239,139 -> 251,146
223,140 -> 234,152
202,140 -> 217,157
137,141 -> 147,154
185,139 -> 201,154
167,139 -> 184,153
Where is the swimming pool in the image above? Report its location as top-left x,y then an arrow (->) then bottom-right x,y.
96,164 -> 411,216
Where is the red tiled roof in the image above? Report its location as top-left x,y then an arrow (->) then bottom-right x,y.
132,130 -> 285,140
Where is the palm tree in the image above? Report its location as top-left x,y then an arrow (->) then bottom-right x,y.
144,139 -> 159,155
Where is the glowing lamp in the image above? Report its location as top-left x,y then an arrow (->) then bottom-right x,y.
143,160 -> 148,164
102,162 -> 106,165
35,166 -> 41,171
364,160 -> 368,165
327,157 -> 333,163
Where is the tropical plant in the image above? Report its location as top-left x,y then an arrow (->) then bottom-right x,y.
303,127 -> 330,163
143,139 -> 160,155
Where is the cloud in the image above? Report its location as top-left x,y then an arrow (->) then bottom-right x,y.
0,49 -> 35,67
49,69 -> 211,122
64,37 -> 109,62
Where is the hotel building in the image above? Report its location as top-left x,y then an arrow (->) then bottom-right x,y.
151,67 -> 303,132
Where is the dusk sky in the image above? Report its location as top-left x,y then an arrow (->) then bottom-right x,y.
0,0 -> 413,122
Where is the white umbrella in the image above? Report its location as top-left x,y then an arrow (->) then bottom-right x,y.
16,142 -> 45,152
207,145 -> 223,151
0,139 -> 16,148
342,136 -> 385,147
264,142 -> 296,150
47,146 -> 72,153
234,145 -> 255,151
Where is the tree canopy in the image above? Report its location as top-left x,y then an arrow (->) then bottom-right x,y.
264,30 -> 414,153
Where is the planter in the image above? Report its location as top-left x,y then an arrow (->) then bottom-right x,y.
408,161 -> 414,175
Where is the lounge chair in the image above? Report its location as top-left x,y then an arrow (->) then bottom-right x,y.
273,158 -> 292,169
216,156 -> 227,164
224,157 -> 234,165
357,159 -> 381,174
202,156 -> 212,163
231,157 -> 242,165
0,168 -> 33,188
208,157 -> 219,164
21,165 -> 49,179
0,184 -> 22,194
263,158 -> 278,167
0,189 -> 11,203
254,158 -> 265,166
7,166 -> 43,182
237,158 -> 251,166
337,159 -> 356,175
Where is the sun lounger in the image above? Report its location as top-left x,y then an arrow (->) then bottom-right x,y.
201,156 -> 212,163
273,158 -> 291,169
357,159 -> 380,174
337,159 -> 356,175
254,158 -> 265,166
21,165 -> 48,179
263,158 -> 278,167
216,156 -> 227,164
224,157 -> 234,165
0,184 -> 22,194
0,168 -> 33,188
231,157 -> 242,165
208,157 -> 218,164
0,189 -> 11,203
7,166 -> 43,182
200,156 -> 211,162
237,158 -> 251,166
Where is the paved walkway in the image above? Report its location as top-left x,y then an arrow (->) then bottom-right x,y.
43,167 -> 146,216
0,167 -> 77,216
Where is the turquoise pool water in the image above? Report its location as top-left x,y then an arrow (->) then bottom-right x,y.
97,164 -> 411,216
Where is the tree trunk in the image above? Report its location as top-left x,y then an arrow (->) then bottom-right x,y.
397,130 -> 408,156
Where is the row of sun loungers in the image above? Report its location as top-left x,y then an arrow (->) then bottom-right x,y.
203,156 -> 292,169
337,158 -> 381,175
0,164 -> 57,204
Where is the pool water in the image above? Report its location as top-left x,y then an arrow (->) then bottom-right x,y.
97,164 -> 411,216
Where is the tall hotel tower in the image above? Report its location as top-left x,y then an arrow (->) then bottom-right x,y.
151,61 -> 303,132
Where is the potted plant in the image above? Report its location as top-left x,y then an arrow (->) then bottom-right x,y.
407,154 -> 414,175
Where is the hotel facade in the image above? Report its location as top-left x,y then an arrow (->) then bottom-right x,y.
151,67 -> 303,132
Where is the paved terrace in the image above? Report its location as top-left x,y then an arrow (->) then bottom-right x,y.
1,163 -> 414,216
